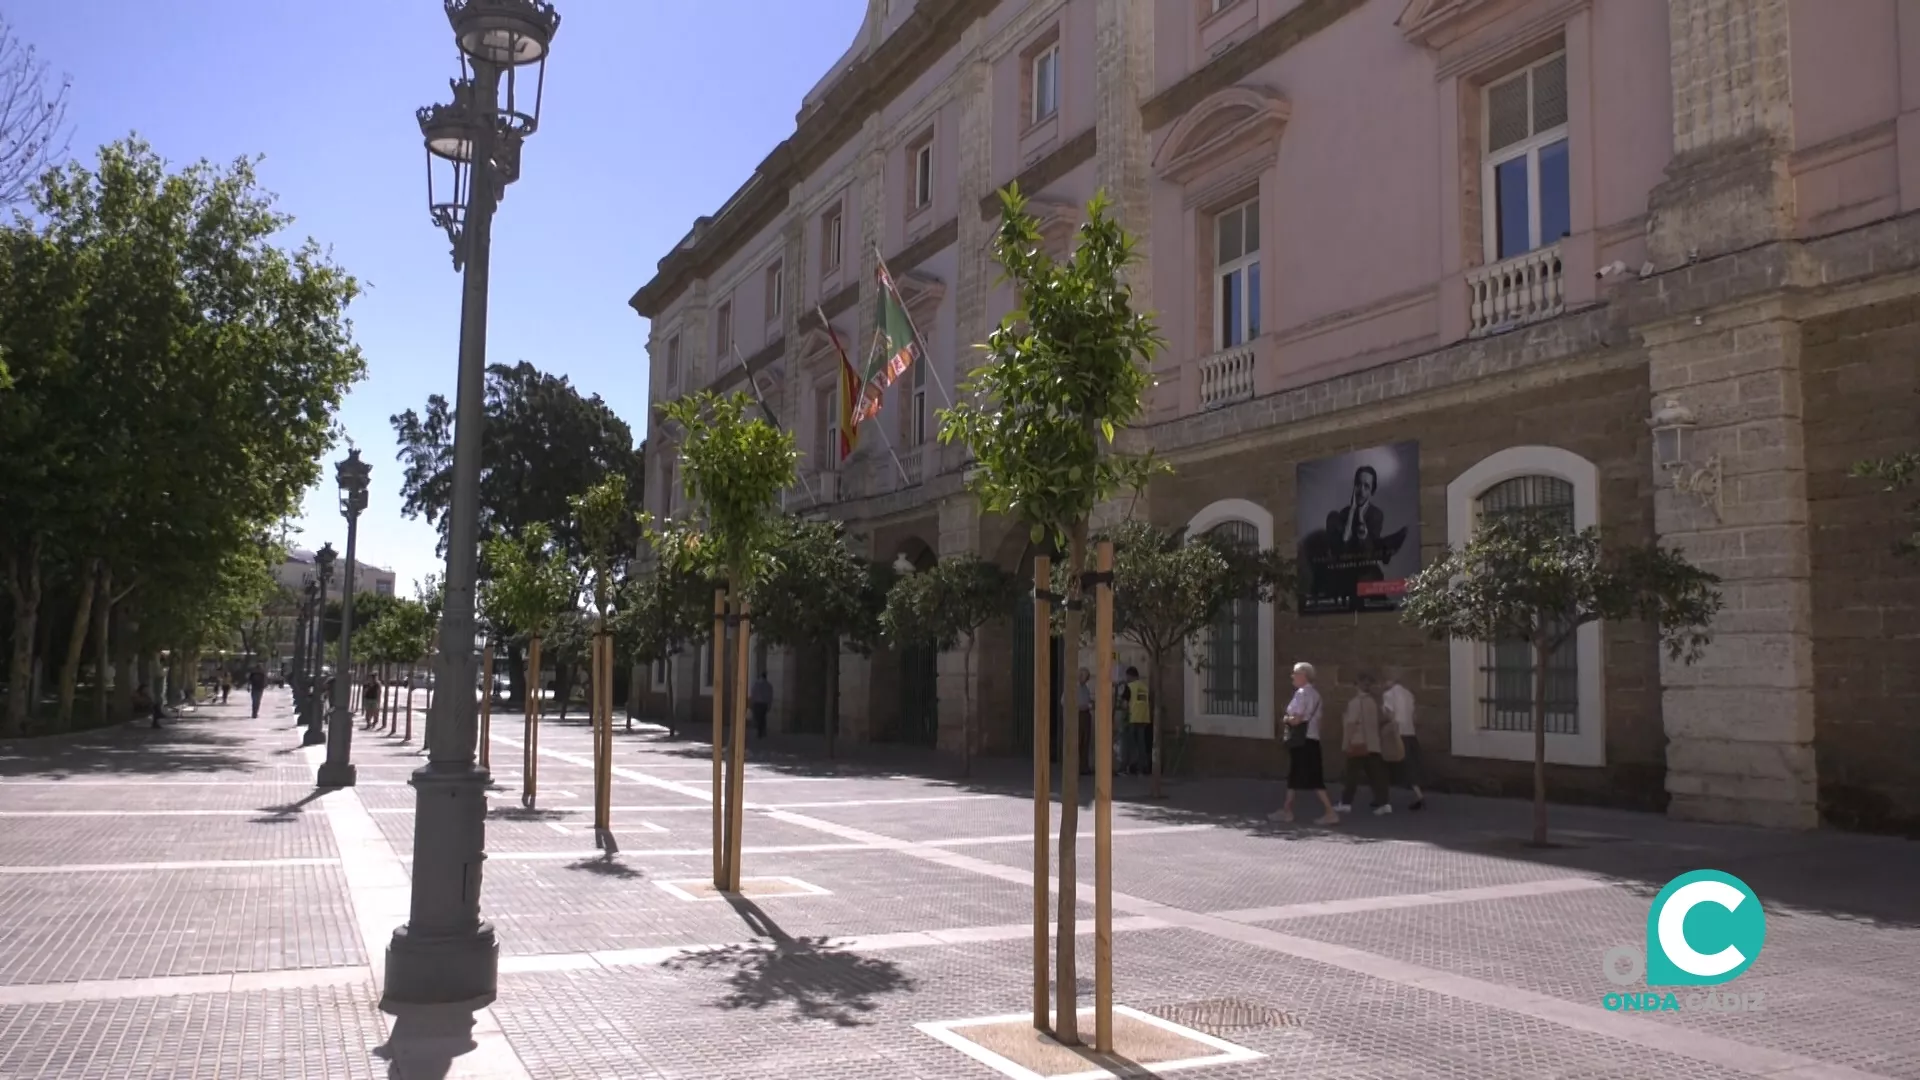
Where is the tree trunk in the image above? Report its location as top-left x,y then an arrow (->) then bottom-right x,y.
961,635 -> 974,777
665,659 -> 678,738
1532,640 -> 1550,846
1148,647 -> 1168,799
557,662 -> 573,720
93,565 -> 113,725
4,544 -> 41,735
55,560 -> 99,730
1056,521 -> 1088,1045
112,608 -> 135,724
826,639 -> 839,760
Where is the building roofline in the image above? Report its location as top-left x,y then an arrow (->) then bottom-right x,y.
629,0 -> 998,320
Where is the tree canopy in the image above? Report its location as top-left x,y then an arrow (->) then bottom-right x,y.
1401,510 -> 1720,843
392,360 -> 645,559
652,390 -> 797,592
478,523 -> 579,643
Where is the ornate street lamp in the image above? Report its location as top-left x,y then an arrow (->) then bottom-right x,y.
319,452 -> 372,786
290,575 -> 316,720
304,544 -> 337,745
390,0 -> 560,1008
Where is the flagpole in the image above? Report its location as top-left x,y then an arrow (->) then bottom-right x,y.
730,341 -> 817,505
875,245 -> 953,408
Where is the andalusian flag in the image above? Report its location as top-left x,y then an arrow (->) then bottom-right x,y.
851,260 -> 921,424
822,316 -> 861,462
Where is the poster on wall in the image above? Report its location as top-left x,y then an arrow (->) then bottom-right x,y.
1296,441 -> 1422,615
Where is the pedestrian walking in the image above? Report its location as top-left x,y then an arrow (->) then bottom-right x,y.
247,666 -> 268,718
132,683 -> 165,729
1335,673 -> 1391,816
363,671 -> 383,729
1381,667 -> 1424,811
1271,662 -> 1338,825
749,670 -> 773,739
1120,666 -> 1151,776
1075,667 -> 1094,776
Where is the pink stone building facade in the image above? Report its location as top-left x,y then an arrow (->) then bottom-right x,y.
632,0 -> 1920,835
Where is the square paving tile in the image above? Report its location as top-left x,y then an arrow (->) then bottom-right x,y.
918,1005 -> 1262,1079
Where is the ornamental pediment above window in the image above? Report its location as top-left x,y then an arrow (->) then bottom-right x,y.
1151,85 -> 1290,186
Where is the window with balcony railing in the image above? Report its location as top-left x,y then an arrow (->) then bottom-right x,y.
1484,53 -> 1569,262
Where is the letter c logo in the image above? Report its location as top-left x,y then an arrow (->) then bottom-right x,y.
1645,870 -> 1766,987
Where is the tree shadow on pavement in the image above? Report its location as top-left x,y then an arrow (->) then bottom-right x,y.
658,896 -> 917,1027
565,855 -> 645,880
0,720 -> 261,779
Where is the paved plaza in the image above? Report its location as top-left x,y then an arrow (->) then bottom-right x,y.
0,692 -> 1914,1079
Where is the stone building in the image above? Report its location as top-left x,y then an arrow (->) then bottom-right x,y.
630,0 -> 1920,834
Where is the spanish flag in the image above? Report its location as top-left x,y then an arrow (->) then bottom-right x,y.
820,313 -> 861,463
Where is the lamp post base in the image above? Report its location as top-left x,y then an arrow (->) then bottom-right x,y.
301,723 -> 327,747
383,921 -> 499,1008
315,760 -> 357,787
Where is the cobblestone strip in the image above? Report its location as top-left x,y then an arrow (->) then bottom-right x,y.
0,857 -> 338,874
306,746 -> 534,1080
0,965 -> 368,1006
760,809 -> 1892,1080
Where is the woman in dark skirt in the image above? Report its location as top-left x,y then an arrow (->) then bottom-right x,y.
1271,662 -> 1339,825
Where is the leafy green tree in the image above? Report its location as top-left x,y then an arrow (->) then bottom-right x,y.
570,474 -> 634,725
392,361 -> 645,560
1852,448 -> 1919,558
651,390 -> 798,596
937,187 -> 1162,1043
613,518 -> 714,738
881,554 -> 1020,775
1097,519 -> 1295,797
746,516 -> 891,756
1401,510 -> 1721,845
480,523 -> 580,711
0,138 -> 362,733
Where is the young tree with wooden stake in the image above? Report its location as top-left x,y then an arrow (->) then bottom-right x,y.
1401,509 -> 1721,845
1103,519 -> 1295,798
571,474 -> 635,856
652,390 -> 797,892
880,553 -> 1021,776
480,523 -> 579,810
939,186 -> 1163,1050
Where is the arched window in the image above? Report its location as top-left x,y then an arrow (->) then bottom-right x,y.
1476,475 -> 1577,735
1445,447 -> 1605,767
1184,498 -> 1276,739
1203,520 -> 1260,717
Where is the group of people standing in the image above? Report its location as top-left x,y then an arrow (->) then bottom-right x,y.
1272,662 -> 1426,825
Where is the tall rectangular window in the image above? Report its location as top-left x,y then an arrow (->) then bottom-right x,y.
765,259 -> 783,320
715,298 -> 733,358
664,333 -> 681,390
822,205 -> 844,272
909,353 -> 927,446
813,384 -> 836,467
1031,44 -> 1059,124
911,139 -> 933,211
1475,475 -> 1579,734
1214,198 -> 1261,349
1484,52 -> 1569,262
1203,520 -> 1260,716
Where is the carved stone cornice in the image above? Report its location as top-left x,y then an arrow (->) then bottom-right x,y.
1152,85 -> 1290,186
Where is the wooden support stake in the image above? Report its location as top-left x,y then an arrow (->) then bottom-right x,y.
595,630 -> 617,854
727,604 -> 751,892
1092,540 -> 1115,1052
522,636 -> 542,809
479,644 -> 494,770
1032,555 -> 1052,1033
710,590 -> 728,888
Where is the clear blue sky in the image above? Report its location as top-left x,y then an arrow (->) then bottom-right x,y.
10,0 -> 864,593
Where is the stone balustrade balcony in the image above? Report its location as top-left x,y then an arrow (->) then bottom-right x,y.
1197,342 -> 1257,411
1467,243 -> 1565,337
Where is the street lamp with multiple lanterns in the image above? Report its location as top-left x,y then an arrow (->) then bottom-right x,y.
318,451 -> 372,787
386,0 -> 560,1008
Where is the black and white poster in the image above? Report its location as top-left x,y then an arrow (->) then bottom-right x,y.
1296,441 -> 1421,615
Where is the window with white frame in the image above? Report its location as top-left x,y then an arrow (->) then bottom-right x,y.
822,205 -> 844,272
766,259 -> 783,321
664,333 -> 681,391
1483,52 -> 1569,262
1214,198 -> 1261,349
1210,0 -> 1239,13
1031,43 -> 1059,124
814,383 -> 840,469
1203,520 -> 1260,716
1445,446 -> 1605,767
715,298 -> 734,358
1476,475 -> 1578,734
911,138 -> 933,211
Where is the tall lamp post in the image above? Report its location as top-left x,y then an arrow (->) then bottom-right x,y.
320,451 -> 372,786
290,576 -> 315,719
388,0 -> 559,1007
303,544 -> 337,746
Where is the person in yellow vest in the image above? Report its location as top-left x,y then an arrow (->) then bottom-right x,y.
1120,666 -> 1152,776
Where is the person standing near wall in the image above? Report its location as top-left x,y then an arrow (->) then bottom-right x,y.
1381,668 -> 1424,811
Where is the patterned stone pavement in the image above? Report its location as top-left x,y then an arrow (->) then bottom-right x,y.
0,691 -> 1914,1079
